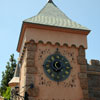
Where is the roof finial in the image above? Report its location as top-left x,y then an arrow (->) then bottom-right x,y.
48,0 -> 53,3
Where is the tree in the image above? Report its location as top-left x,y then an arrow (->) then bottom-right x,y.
0,54 -> 16,98
3,87 -> 11,100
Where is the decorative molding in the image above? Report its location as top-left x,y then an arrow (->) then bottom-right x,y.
63,43 -> 68,47
71,44 -> 77,48
17,22 -> 90,52
46,41 -> 52,45
55,42 -> 60,46
38,40 -> 44,44
19,40 -> 85,57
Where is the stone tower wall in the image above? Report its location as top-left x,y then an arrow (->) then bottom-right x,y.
87,60 -> 100,100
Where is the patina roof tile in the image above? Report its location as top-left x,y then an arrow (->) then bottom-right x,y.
24,1 -> 89,31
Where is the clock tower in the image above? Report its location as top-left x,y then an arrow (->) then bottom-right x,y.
17,0 -> 90,100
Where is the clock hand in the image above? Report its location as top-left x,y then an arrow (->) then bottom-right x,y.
55,62 -> 59,70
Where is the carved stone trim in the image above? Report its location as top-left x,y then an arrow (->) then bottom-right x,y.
80,65 -> 87,73
26,44 -> 36,52
77,56 -> 87,65
21,40 -> 39,99
78,46 -> 85,57
83,89 -> 89,99
26,67 -> 37,74
78,73 -> 87,79
77,46 -> 89,99
26,59 -> 35,67
80,78 -> 88,89
19,40 -> 36,64
26,50 -> 35,59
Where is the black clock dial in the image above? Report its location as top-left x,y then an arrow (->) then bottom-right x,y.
43,50 -> 72,82
52,60 -> 62,72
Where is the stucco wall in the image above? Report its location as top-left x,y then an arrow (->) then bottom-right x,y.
33,43 -> 83,100
24,28 -> 87,48
18,26 -> 88,99
19,52 -> 27,97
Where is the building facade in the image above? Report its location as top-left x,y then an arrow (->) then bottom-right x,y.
9,0 -> 100,100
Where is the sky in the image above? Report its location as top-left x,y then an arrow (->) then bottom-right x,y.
0,0 -> 100,83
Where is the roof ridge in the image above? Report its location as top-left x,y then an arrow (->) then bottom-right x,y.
48,0 -> 54,3
48,0 -> 57,7
37,0 -> 57,15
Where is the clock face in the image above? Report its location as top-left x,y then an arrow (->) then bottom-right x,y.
43,50 -> 72,82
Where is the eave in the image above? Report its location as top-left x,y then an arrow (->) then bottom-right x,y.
17,22 -> 90,52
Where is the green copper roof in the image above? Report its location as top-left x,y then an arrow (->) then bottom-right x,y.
24,0 -> 89,31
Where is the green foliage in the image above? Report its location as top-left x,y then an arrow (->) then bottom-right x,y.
3,87 -> 11,100
0,54 -> 16,98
